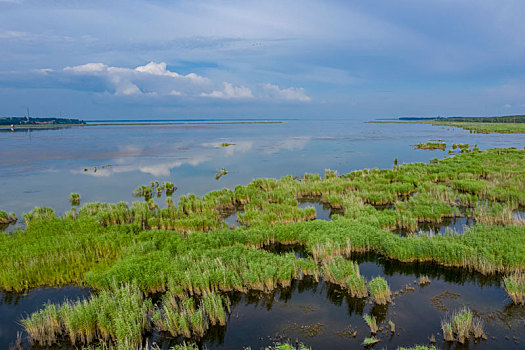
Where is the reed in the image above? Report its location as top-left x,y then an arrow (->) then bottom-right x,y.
368,277 -> 391,304
321,257 -> 367,297
441,307 -> 485,344
363,314 -> 378,334
503,272 -> 525,304
388,320 -> 395,333
22,283 -> 151,348
171,342 -> 199,350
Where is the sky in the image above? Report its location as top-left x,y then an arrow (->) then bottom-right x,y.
1,0 -> 525,120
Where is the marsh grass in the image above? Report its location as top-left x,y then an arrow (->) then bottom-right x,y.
388,320 -> 395,333
152,291 -> 230,338
0,210 -> 17,224
368,277 -> 391,304
414,142 -> 446,151
363,314 -> 378,334
321,257 -> 367,297
70,193 -> 81,205
22,283 -> 151,348
362,336 -> 380,346
503,272 -> 525,304
2,149 -> 525,298
441,307 -> 485,344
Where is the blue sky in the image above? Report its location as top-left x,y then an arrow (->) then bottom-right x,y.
1,0 -> 524,120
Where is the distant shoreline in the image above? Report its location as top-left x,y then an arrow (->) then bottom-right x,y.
0,120 -> 284,129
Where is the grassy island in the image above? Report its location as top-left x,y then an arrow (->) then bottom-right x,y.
2,148 -> 524,348
369,115 -> 525,134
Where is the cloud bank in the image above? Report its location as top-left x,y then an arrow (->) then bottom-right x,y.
55,61 -> 309,102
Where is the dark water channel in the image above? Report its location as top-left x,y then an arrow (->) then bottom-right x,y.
2,254 -> 523,350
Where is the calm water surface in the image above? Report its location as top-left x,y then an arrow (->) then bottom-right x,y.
1,119 -> 523,218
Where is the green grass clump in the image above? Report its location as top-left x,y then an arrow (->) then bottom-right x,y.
22,283 -> 151,348
263,343 -> 311,350
414,142 -> 446,150
362,336 -> 380,346
503,272 -> 525,304
0,210 -> 17,224
152,291 -> 230,338
170,342 -> 199,350
321,256 -> 367,297
368,276 -> 391,304
363,314 -> 378,334
70,193 -> 81,205
22,206 -> 56,227
441,307 -> 485,344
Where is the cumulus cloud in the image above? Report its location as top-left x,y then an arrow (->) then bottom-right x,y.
28,61 -> 310,103
261,83 -> 311,102
62,61 -> 211,97
201,82 -> 253,99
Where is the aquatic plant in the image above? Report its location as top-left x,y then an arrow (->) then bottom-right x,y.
441,307 -> 485,344
363,314 -> 378,334
418,276 -> 431,286
216,168 -> 229,180
268,343 -> 312,350
70,193 -> 81,205
22,283 -> 151,348
321,257 -> 367,297
0,210 -> 17,224
170,342 -> 199,350
152,291 -> 230,338
398,347 -> 437,350
368,276 -> 391,304
388,320 -> 395,333
0,149 -> 524,298
362,336 -> 380,346
503,272 -> 525,304
414,142 -> 446,151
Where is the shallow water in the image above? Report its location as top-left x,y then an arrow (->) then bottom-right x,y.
417,216 -> 475,236
1,119 -> 524,222
0,287 -> 91,349
297,201 -> 333,221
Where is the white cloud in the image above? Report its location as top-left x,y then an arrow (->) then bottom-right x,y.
261,83 -> 310,102
63,61 -> 210,97
65,62 -> 108,73
201,82 -> 253,99
134,62 -> 208,84
503,103 -> 512,108
43,61 -> 311,102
